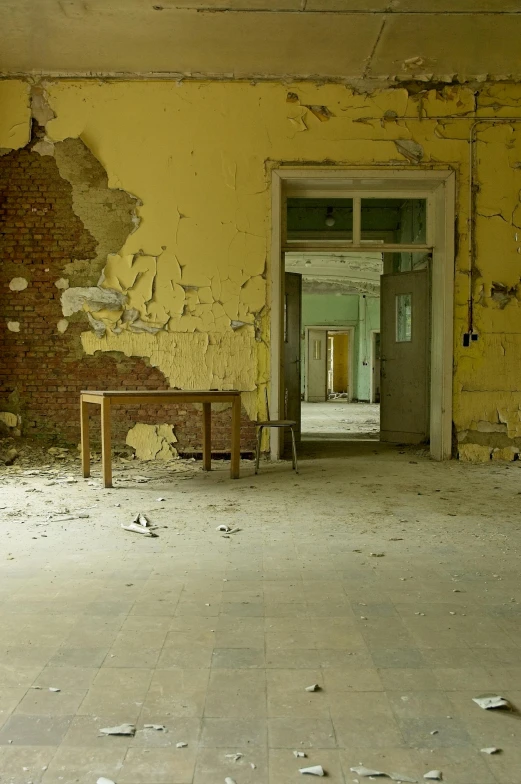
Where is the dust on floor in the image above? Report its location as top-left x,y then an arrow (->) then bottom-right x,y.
0,441 -> 520,783
301,402 -> 380,440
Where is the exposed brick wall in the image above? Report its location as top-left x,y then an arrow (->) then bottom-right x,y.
0,144 -> 256,453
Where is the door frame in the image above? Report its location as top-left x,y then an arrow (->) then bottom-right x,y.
270,168 -> 455,461
370,329 -> 380,404
304,325 -> 355,403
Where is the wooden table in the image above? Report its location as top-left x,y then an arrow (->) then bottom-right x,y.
80,390 -> 242,487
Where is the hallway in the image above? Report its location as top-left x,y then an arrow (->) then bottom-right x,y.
301,401 -> 380,441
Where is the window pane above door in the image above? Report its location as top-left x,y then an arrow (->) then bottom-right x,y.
361,198 -> 427,244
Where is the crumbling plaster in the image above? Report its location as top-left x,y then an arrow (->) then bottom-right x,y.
2,79 -> 521,455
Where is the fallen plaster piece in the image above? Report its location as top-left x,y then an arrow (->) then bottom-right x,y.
390,775 -> 417,783
133,512 -> 150,528
61,286 -> 126,317
224,778 -> 237,784
121,522 -> 158,538
97,779 -> 116,784
299,765 -> 325,776
217,525 -> 231,532
458,444 -> 492,463
480,747 -> 501,754
57,319 -> 69,334
54,278 -> 69,290
294,751 -> 307,758
7,322 -> 20,332
473,695 -> 509,710
144,724 -> 166,731
48,687 -> 60,692
350,767 -> 385,777
9,277 -> 28,291
305,684 -> 321,692
176,742 -> 188,748
423,773 -> 442,781
225,753 -> 242,761
99,723 -> 136,736
492,446 -> 519,462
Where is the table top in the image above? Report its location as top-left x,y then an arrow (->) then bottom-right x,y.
81,389 -> 241,397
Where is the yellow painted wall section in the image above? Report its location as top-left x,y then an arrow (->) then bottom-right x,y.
2,79 -> 521,456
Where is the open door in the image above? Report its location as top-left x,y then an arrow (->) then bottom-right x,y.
284,271 -> 302,452
306,329 -> 328,402
380,269 -> 430,443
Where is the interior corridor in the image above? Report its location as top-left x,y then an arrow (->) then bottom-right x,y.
301,402 -> 380,441
0,448 -> 520,783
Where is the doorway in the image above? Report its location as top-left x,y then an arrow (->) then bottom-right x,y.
271,169 -> 455,461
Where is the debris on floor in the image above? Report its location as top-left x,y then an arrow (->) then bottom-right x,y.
350,767 -> 385,777
176,741 -> 188,748
121,513 -> 158,537
305,684 -> 321,692
97,778 -> 116,784
294,751 -> 307,758
225,753 -> 243,761
473,695 -> 510,710
224,778 -> 237,784
143,724 -> 166,731
480,747 -> 501,754
99,723 -> 136,736
350,767 -> 417,782
423,772 -> 442,781
299,765 -> 326,776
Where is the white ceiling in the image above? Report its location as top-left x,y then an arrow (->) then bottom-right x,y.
285,252 -> 383,295
1,0 -> 521,79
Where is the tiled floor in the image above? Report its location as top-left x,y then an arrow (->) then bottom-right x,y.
0,442 -> 520,783
301,402 -> 380,440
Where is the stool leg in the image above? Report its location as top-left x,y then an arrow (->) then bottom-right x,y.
290,426 -> 299,474
255,426 -> 263,474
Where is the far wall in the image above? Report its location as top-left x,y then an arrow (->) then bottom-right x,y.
301,292 -> 380,402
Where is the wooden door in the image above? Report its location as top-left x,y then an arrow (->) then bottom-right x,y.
284,271 -> 302,451
380,269 -> 430,443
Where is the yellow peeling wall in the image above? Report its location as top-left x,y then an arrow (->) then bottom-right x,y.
2,79 -> 521,457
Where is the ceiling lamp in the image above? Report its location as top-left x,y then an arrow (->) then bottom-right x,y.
325,206 -> 335,227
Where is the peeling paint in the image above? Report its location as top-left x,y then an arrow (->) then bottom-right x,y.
61,286 -> 126,317
3,79 -> 521,460
57,319 -> 69,334
32,139 -> 55,157
126,423 -> 178,461
0,412 -> 18,428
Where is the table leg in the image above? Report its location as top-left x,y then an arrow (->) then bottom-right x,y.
203,402 -> 211,471
80,396 -> 90,478
101,397 -> 112,488
230,395 -> 241,479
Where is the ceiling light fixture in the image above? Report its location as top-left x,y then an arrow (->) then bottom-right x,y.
325,206 -> 335,227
